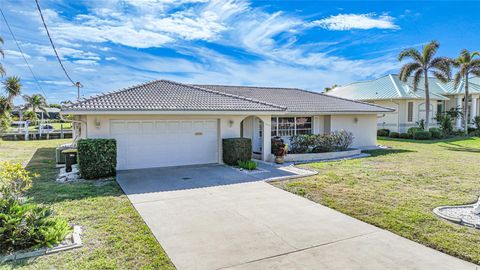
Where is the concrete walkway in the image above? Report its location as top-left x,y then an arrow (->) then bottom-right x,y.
117,164 -> 478,270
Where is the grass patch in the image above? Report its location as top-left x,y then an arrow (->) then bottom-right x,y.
0,139 -> 174,269
273,137 -> 480,265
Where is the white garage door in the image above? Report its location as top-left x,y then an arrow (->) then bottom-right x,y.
111,119 -> 218,170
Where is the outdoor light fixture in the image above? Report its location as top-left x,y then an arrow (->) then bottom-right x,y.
354,117 -> 359,123
94,118 -> 101,129
229,120 -> 234,127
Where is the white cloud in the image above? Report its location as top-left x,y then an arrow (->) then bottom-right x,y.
72,60 -> 99,65
105,57 -> 117,61
39,80 -> 73,86
310,13 -> 399,31
4,49 -> 31,59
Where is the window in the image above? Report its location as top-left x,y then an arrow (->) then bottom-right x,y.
407,102 -> 414,122
271,117 -> 312,137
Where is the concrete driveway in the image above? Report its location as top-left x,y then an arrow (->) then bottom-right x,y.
117,164 -> 478,270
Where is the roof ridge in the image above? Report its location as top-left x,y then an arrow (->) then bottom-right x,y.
183,83 -> 287,110
193,83 -> 300,91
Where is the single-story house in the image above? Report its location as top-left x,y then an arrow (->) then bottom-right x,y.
327,74 -> 480,132
61,80 -> 392,170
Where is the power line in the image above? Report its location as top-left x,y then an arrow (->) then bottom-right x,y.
0,7 -> 48,99
34,0 -> 77,87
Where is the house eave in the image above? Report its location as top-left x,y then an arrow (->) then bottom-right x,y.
60,110 -> 286,116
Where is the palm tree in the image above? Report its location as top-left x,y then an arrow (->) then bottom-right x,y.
451,49 -> 480,135
0,36 -> 5,77
3,76 -> 22,107
398,41 -> 451,130
23,94 -> 48,125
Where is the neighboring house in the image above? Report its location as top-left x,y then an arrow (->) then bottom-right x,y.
328,74 -> 480,132
61,80 -> 392,170
11,106 -> 61,120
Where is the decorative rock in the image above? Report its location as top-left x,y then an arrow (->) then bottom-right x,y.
433,197 -> 480,229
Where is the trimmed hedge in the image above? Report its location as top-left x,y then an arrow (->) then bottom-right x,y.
222,138 -> 252,166
377,129 -> 390,137
399,133 -> 410,139
407,127 -> 423,137
413,131 -> 432,140
389,132 -> 399,138
429,128 -> 443,139
77,139 -> 117,179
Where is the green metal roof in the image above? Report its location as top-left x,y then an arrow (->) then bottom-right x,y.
328,74 -> 480,101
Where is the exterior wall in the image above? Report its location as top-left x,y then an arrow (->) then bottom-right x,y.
330,114 -> 377,148
370,99 -> 440,133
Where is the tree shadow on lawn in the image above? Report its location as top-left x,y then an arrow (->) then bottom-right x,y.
439,142 -> 480,153
364,148 -> 416,157
25,147 -> 122,204
379,136 -> 477,145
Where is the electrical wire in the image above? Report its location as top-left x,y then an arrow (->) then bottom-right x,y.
34,0 -> 76,86
0,7 -> 48,99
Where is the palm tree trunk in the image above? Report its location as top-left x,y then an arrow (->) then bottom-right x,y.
464,74 -> 469,135
424,69 -> 430,130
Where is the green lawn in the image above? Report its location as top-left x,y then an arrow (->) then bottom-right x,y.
0,140 -> 174,270
273,137 -> 480,265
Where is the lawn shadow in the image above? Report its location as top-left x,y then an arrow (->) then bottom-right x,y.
364,148 -> 416,157
25,147 -> 122,204
439,142 -> 480,153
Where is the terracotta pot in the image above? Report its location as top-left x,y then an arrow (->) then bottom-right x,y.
275,156 -> 285,164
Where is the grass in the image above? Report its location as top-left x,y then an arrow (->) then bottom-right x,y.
273,137 -> 480,265
0,139 -> 174,270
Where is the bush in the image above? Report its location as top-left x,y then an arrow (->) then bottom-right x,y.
222,138 -> 252,165
0,162 -> 33,199
407,127 -> 423,137
289,130 -> 354,154
413,130 -> 432,140
271,137 -> 287,156
0,196 -> 72,254
377,129 -> 390,137
429,128 -> 442,139
435,113 -> 454,136
77,139 -> 117,179
473,116 -> 480,130
389,132 -> 399,138
237,160 -> 257,170
399,133 -> 411,139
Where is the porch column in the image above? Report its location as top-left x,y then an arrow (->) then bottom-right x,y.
257,115 -> 272,162
456,96 -> 463,129
471,95 -> 478,122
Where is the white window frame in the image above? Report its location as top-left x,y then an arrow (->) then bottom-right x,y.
271,116 -> 312,137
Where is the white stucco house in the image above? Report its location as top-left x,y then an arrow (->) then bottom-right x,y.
328,74 -> 480,133
61,80 -> 392,170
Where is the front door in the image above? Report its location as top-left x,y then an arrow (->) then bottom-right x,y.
252,118 -> 263,154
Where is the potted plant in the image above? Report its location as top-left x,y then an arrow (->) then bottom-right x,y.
271,137 -> 287,164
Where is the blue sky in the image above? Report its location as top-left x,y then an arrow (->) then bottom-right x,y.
1,0 -> 479,104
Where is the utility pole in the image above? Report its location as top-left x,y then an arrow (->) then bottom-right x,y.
75,82 -> 83,101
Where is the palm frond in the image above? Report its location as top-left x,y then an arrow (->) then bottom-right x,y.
0,65 -> 5,77
422,40 -> 439,63
412,69 -> 423,92
432,70 -> 449,83
399,62 -> 421,82
398,48 -> 423,63
430,57 -> 451,81
453,69 -> 464,89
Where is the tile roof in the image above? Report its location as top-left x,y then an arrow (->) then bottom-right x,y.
328,74 -> 480,101
193,84 -> 393,113
63,79 -> 393,113
63,80 -> 285,112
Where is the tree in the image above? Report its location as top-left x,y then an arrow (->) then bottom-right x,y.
22,94 -> 48,125
398,41 -> 451,130
451,49 -> 480,135
0,36 -> 5,77
0,96 -> 11,133
324,84 -> 338,92
2,76 -> 22,109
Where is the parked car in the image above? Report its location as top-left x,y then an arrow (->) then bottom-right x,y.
36,124 -> 55,133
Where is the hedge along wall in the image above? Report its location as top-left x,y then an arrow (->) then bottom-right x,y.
222,138 -> 252,165
77,138 -> 117,179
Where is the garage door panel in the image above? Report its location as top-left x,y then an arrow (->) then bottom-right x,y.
111,119 -> 218,170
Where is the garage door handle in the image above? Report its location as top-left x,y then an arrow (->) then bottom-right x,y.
195,132 -> 203,135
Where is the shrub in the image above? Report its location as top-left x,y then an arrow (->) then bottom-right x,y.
77,139 -> 117,179
407,127 -> 423,137
0,196 -> 72,254
0,162 -> 33,199
435,113 -> 454,136
473,116 -> 480,130
389,132 -> 399,138
289,131 -> 354,154
413,130 -> 432,140
222,138 -> 252,166
429,128 -> 442,139
237,160 -> 257,170
399,133 -> 410,139
332,130 -> 354,151
271,137 -> 286,156
377,129 -> 390,137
